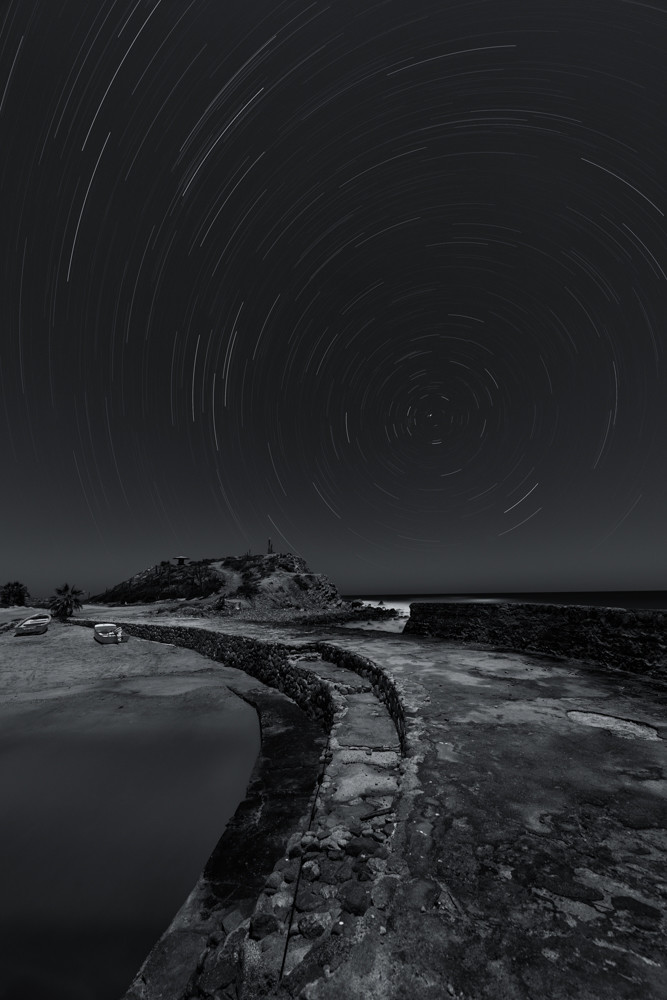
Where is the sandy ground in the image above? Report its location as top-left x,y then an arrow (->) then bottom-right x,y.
1,606 -> 304,703
1,605 -> 246,699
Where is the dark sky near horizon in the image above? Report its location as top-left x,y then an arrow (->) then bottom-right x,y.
1,0 -> 666,597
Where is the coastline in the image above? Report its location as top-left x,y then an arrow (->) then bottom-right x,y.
3,603 -> 665,999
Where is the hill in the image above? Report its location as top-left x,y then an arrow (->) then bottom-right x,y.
89,553 -> 344,613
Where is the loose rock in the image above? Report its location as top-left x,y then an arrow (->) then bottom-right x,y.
298,911 -> 333,939
340,880 -> 371,915
345,835 -> 379,857
249,912 -> 282,940
301,860 -> 321,881
296,889 -> 326,913
265,871 -> 283,891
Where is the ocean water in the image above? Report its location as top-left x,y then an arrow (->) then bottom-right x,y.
353,590 -> 667,611
346,591 -> 667,626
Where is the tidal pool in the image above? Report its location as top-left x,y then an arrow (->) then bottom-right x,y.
0,673 -> 260,999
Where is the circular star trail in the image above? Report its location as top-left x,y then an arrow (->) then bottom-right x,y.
1,0 -> 666,594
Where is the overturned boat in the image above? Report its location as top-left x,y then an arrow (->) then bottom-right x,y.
14,612 -> 51,636
93,622 -> 128,644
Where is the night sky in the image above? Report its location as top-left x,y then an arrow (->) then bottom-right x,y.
1,0 -> 666,599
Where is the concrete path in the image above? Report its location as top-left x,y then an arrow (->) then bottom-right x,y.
239,623 -> 666,1000
306,633 -> 666,1000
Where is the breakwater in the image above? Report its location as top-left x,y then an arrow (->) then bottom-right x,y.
73,620 -> 407,751
77,620 -> 337,727
70,620 -> 411,998
404,601 -> 667,675
309,641 -> 407,750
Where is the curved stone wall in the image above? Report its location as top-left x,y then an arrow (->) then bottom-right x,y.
70,619 -> 411,999
72,621 -> 409,749
404,601 -> 667,676
74,620 -> 337,728
310,641 -> 408,751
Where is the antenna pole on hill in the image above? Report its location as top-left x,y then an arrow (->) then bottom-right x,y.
267,538 -> 273,554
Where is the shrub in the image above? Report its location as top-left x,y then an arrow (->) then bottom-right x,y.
0,581 -> 30,607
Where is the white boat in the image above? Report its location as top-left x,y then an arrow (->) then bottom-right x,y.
93,622 -> 128,644
14,613 -> 51,636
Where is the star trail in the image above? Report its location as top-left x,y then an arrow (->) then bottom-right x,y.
1,0 -> 666,596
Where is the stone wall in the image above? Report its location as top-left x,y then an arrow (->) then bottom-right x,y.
126,683 -> 329,1000
74,620 -> 336,728
71,619 -> 411,999
404,602 -> 667,676
73,621 -> 409,748
310,641 -> 408,751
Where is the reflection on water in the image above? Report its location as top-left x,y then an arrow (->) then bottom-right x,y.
0,691 -> 260,999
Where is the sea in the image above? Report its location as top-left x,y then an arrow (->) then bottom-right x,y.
346,591 -> 667,618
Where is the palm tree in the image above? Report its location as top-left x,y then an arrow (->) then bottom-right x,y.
0,581 -> 30,607
48,583 -> 84,620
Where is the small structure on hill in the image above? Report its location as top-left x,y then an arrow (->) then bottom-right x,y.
173,556 -> 189,566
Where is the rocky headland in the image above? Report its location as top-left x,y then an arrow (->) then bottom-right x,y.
91,553 -> 344,614
87,553 -> 401,632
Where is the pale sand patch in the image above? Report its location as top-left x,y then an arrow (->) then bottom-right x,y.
0,613 -> 262,706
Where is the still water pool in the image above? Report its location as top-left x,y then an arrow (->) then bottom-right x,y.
0,675 -> 260,999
